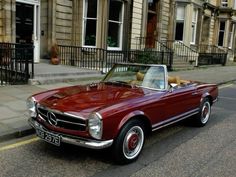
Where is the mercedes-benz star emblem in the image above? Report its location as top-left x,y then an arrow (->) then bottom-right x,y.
47,112 -> 57,126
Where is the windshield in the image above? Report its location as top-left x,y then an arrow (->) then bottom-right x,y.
102,64 -> 167,90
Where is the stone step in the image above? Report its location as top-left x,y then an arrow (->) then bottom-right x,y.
29,62 -> 104,85
172,59 -> 195,70
29,73 -> 103,85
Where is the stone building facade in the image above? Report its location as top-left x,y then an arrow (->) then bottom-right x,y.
0,0 -> 236,63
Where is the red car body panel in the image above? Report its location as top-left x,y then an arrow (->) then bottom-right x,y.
33,81 -> 218,140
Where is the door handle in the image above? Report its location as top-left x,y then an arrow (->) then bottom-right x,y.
192,92 -> 198,96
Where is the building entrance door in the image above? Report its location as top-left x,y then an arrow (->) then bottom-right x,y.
16,2 -> 34,45
146,13 -> 157,48
146,0 -> 159,48
16,2 -> 34,61
16,0 -> 40,63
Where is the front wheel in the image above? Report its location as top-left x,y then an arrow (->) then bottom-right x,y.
112,119 -> 145,164
194,98 -> 211,126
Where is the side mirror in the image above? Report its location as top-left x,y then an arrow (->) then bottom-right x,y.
170,83 -> 178,88
169,83 -> 178,92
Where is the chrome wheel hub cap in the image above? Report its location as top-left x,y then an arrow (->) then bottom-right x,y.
123,126 -> 144,159
201,102 -> 211,124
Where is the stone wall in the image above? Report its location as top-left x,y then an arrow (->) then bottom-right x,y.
209,17 -> 215,45
55,0 -> 73,45
160,0 -> 171,40
130,0 -> 143,49
0,1 -> 3,41
0,0 -> 15,42
40,0 -> 48,57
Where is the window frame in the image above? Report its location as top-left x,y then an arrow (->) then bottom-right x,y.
107,0 -> 124,51
190,8 -> 198,44
175,5 -> 185,41
221,0 -> 228,7
234,0 -> 236,9
82,0 -> 99,47
218,21 -> 226,47
228,23 -> 234,49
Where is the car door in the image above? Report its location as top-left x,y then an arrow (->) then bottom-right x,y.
160,85 -> 200,122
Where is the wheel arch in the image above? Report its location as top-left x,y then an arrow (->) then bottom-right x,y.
201,92 -> 213,105
116,111 -> 152,138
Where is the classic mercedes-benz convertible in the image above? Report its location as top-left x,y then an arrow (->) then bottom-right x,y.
27,63 -> 218,164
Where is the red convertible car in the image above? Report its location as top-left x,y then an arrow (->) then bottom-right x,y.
27,63 -> 218,164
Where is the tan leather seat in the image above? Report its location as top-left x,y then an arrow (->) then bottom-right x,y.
168,76 -> 180,85
136,72 -> 144,81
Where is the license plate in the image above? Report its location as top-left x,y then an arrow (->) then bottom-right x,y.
36,128 -> 61,146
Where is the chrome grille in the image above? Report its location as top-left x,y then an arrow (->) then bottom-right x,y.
37,106 -> 87,131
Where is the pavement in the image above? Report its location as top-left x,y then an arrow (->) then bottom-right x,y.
0,65 -> 236,142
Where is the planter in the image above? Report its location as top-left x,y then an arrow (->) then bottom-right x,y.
51,57 -> 60,65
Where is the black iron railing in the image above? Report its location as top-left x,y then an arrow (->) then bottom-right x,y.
162,40 -> 198,64
58,45 -> 173,72
135,37 -> 173,53
127,49 -> 173,70
0,42 -> 34,85
191,44 -> 227,66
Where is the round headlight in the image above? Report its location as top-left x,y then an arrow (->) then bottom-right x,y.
88,112 -> 103,139
26,97 -> 37,118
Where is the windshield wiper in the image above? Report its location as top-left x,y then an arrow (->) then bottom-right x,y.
114,81 -> 128,84
103,81 -> 131,86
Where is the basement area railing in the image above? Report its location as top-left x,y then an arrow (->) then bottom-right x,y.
0,42 -> 34,85
58,45 -> 173,72
135,37 -> 173,53
191,44 -> 227,66
161,40 -> 198,65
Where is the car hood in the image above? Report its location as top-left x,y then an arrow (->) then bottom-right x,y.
37,83 -> 148,117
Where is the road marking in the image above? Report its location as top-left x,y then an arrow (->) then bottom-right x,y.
0,137 -> 39,152
218,96 -> 236,101
219,84 -> 234,89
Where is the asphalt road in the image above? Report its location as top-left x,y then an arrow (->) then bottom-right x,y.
0,83 -> 236,177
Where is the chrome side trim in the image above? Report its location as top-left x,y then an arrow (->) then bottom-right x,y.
152,108 -> 199,131
28,118 -> 113,149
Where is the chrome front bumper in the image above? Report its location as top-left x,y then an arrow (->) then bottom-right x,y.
28,118 -> 113,149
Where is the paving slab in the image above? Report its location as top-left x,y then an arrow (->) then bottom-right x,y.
4,100 -> 27,112
0,107 -> 20,120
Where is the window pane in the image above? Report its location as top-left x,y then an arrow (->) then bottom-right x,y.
86,0 -> 97,18
218,21 -> 225,46
109,0 -> 122,21
218,32 -> 224,46
84,19 -> 97,46
108,22 -> 120,47
192,9 -> 197,22
176,6 -> 185,20
220,21 -> 225,30
191,24 -> 195,43
175,22 -> 184,40
228,23 -> 233,48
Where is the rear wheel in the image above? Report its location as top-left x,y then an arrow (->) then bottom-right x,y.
195,98 -> 211,126
112,119 -> 145,164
